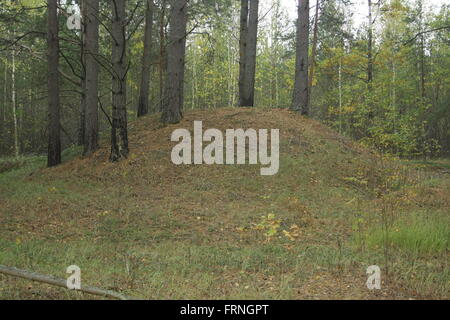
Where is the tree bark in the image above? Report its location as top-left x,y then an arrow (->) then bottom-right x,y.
47,0 -> 61,167
2,58 -> 6,125
83,0 -> 100,156
418,0 -> 426,100
11,28 -> 19,158
338,56 -> 342,133
159,0 -> 166,112
292,0 -> 310,115
160,0 -> 188,124
420,35 -> 425,98
367,0 -> 373,86
238,0 -> 249,106
78,0 -> 86,146
240,0 -> 259,107
137,0 -> 154,117
0,58 -> 6,152
110,0 -> 129,161
308,0 -> 320,96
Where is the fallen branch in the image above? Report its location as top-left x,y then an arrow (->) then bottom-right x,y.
0,264 -> 129,300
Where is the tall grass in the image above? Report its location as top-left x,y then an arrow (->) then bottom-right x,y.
364,213 -> 448,256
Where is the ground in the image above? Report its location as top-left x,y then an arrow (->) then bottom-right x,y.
0,108 -> 448,299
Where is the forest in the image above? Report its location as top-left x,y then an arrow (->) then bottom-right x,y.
0,0 -> 449,301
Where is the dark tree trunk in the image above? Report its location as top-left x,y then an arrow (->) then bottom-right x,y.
239,0 -> 259,107
47,0 -> 61,167
159,0 -> 167,112
238,0 -> 248,107
0,59 -> 6,152
137,0 -> 154,117
78,0 -> 86,146
292,0 -> 310,115
308,0 -> 320,95
110,0 -> 129,161
160,0 -> 188,124
83,0 -> 100,156
420,34 -> 426,99
367,0 -> 373,86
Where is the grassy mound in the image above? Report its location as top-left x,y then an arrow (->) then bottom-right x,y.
0,108 -> 448,299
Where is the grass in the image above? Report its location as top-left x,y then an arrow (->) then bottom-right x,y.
0,108 -> 448,299
362,212 -> 448,256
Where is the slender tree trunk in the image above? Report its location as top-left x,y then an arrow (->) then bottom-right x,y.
308,0 -> 320,95
338,56 -> 342,134
227,41 -> 232,106
292,0 -> 310,115
160,0 -> 188,124
12,31 -> 19,158
367,0 -> 373,87
241,0 -> 259,107
83,0 -> 100,156
78,0 -> 86,146
192,41 -> 197,109
138,0 -> 154,117
392,58 -> 397,145
270,0 -> 279,108
2,58 -> 6,124
1,58 -> 7,153
420,34 -> 426,99
417,0 -> 425,99
110,0 -> 129,161
47,0 -> 61,167
159,0 -> 166,112
238,0 -> 249,106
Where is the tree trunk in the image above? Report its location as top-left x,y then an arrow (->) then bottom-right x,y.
83,0 -> 100,156
270,0 -> 279,108
47,0 -> 61,167
238,0 -> 249,106
417,0 -> 426,99
137,0 -> 154,117
192,40 -> 197,109
308,0 -> 320,96
241,0 -> 259,107
367,0 -> 373,86
159,0 -> 166,112
78,0 -> 86,146
110,0 -> 129,161
0,58 -> 6,152
338,56 -> 342,133
160,0 -> 188,124
11,29 -> 19,158
2,58 -> 6,125
292,0 -> 310,115
420,34 -> 426,99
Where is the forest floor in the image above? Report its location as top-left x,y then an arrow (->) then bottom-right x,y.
0,107 -> 448,300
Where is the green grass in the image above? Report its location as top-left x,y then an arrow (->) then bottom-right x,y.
0,236 -> 366,299
362,212 -> 449,256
